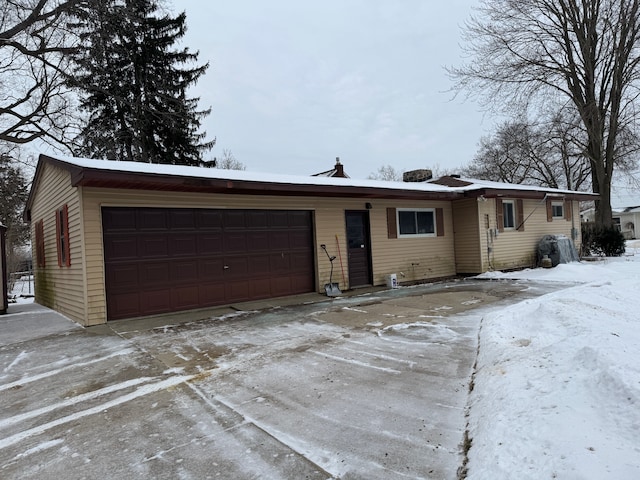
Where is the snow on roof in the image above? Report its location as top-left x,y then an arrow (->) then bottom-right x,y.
624,206 -> 640,213
442,176 -> 589,196
46,154 -> 453,193
43,154 -> 594,197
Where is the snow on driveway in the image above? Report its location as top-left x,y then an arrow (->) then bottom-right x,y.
2,251 -> 639,479
3,283 -> 523,480
116,298 -> 485,480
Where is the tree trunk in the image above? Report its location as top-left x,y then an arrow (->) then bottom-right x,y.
592,165 -> 613,226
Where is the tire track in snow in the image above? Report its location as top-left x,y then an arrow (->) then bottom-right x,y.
0,377 -> 153,429
0,347 -> 137,392
0,374 -> 193,451
2,351 -> 28,373
309,350 -> 401,374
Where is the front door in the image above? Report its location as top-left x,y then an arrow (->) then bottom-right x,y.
345,211 -> 372,287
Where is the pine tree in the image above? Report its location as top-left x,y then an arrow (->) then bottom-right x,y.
0,148 -> 29,263
70,0 -> 214,165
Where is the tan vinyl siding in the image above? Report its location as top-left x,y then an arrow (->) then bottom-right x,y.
488,197 -> 581,271
81,189 -> 456,324
370,200 -> 455,284
451,198 -> 483,274
29,163 -> 86,324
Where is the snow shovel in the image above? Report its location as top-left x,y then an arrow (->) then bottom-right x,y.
320,244 -> 342,296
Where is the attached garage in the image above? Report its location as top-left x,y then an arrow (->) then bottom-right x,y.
103,207 -> 314,320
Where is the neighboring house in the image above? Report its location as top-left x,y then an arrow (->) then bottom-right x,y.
582,206 -> 639,239
24,154 -> 596,326
613,206 -> 640,239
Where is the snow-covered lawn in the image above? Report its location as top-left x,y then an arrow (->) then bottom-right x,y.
8,275 -> 35,304
467,243 -> 640,479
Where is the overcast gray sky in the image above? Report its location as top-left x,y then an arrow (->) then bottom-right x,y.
179,0 -> 491,179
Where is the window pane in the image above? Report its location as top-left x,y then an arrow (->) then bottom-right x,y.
552,204 -> 563,217
416,211 -> 434,234
398,211 -> 416,235
504,203 -> 515,228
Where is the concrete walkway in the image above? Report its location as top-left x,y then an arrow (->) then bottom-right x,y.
0,280 -> 556,479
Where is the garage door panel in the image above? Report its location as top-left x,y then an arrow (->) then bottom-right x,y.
198,210 -> 223,229
247,232 -> 269,251
171,260 -> 198,283
292,272 -> 314,289
270,253 -> 291,272
173,286 -> 200,309
103,207 -> 314,320
224,256 -> 249,278
246,210 -> 269,228
107,292 -> 140,319
138,236 -> 168,258
197,234 -> 223,255
199,259 -> 224,281
106,264 -> 138,290
225,281 -> 250,302
290,230 -> 312,248
271,276 -> 292,296
249,255 -> 270,275
140,289 -> 172,314
138,262 -> 170,285
170,209 -> 196,230
249,278 -> 271,298
104,236 -> 138,260
138,209 -> 167,230
224,210 -> 246,229
289,210 -> 312,227
103,208 -> 137,231
290,251 -> 314,272
269,211 -> 289,227
224,232 -> 247,253
199,283 -> 226,305
269,231 -> 289,250
170,235 -> 198,256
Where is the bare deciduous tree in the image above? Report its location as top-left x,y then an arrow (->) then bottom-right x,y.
0,0 -> 82,148
367,165 -> 403,181
215,149 -> 245,170
450,0 -> 640,226
462,111 -> 592,191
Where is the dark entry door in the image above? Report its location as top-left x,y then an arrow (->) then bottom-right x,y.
345,211 -> 372,287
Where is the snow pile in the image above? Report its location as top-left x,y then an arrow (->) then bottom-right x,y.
467,253 -> 640,479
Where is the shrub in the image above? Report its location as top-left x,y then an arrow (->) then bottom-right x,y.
581,223 -> 626,257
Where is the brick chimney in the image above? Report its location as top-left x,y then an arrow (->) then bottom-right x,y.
403,168 -> 433,182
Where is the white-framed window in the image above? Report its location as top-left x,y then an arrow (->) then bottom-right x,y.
551,201 -> 564,218
397,208 -> 436,237
502,200 -> 516,229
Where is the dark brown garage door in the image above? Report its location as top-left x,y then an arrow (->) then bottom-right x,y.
102,207 -> 315,320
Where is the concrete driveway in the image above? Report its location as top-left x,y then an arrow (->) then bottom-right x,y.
0,280 -> 554,479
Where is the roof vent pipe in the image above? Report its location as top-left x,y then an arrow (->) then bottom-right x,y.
335,157 -> 345,177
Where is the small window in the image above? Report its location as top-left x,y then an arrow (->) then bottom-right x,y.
613,217 -> 622,231
503,201 -> 515,229
35,219 -> 45,267
551,201 -> 564,218
398,209 -> 435,237
55,205 -> 71,267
